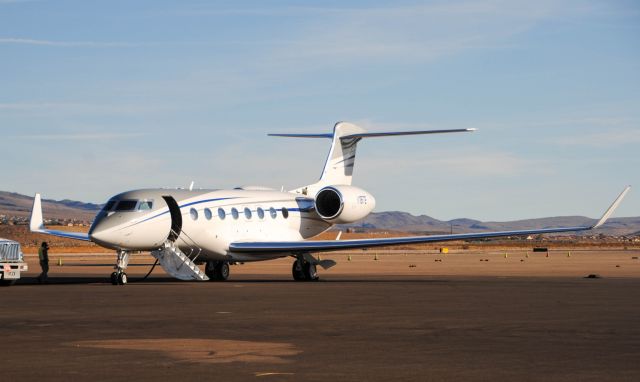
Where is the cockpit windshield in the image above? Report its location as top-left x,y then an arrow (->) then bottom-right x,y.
103,199 -> 154,212
115,200 -> 138,211
103,200 -> 116,211
138,201 -> 153,210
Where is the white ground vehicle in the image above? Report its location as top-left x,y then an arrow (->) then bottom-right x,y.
0,238 -> 28,286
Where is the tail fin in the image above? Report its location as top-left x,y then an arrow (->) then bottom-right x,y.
269,121 -> 365,186
320,122 -> 366,185
269,121 -> 476,192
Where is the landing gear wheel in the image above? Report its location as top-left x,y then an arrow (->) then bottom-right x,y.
292,260 -> 306,281
214,262 -> 229,281
304,262 -> 319,281
205,261 -> 216,279
206,261 -> 230,281
292,259 -> 319,281
113,272 -> 128,285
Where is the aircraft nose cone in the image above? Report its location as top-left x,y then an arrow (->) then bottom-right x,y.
89,226 -> 111,245
89,220 -> 117,247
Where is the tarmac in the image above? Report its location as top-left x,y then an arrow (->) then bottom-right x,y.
2,250 -> 640,381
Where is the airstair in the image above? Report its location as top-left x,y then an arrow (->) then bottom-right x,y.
150,234 -> 209,281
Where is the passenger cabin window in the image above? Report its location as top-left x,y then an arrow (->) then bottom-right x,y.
190,208 -> 198,221
204,208 -> 212,220
257,207 -> 265,220
231,208 -> 239,220
218,208 -> 226,220
244,207 -> 252,219
282,207 -> 289,219
115,200 -> 137,211
138,201 -> 153,210
269,207 -> 277,219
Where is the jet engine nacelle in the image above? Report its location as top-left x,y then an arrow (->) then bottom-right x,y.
314,185 -> 376,224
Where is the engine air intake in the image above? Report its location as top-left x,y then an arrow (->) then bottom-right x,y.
315,187 -> 343,220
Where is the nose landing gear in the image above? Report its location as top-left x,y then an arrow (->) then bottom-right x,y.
110,250 -> 130,285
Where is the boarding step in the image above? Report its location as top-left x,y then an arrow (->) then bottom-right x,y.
150,242 -> 209,281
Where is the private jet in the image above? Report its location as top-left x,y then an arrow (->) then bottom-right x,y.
29,122 -> 631,284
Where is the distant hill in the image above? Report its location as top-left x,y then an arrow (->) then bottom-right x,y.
342,213 -> 640,236
0,191 -> 100,221
0,190 -> 638,235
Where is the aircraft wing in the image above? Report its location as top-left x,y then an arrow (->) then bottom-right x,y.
29,193 -> 91,242
230,186 -> 631,254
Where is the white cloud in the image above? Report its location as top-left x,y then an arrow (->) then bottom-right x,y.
362,148 -> 551,178
253,0 -> 585,70
0,37 -> 218,48
555,128 -> 640,148
0,102 -> 172,115
0,37 -> 143,47
15,133 -> 147,141
0,0 -> 36,4
511,116 -> 640,148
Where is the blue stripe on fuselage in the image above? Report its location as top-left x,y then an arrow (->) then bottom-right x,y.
131,197 -> 241,227
127,196 -> 314,229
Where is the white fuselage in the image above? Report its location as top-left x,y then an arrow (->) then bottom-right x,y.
88,188 -> 335,261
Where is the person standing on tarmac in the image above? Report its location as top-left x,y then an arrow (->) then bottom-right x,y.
37,241 -> 49,283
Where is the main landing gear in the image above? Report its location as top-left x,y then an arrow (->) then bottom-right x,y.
292,256 -> 319,282
110,250 -> 129,285
205,260 -> 230,281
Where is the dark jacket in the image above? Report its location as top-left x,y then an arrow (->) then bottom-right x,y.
38,246 -> 49,263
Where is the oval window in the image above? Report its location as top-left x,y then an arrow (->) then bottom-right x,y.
269,207 -> 277,219
257,207 -> 265,219
231,208 -> 239,220
282,207 -> 289,219
204,208 -> 212,220
218,208 -> 226,220
190,208 -> 198,221
244,207 -> 252,219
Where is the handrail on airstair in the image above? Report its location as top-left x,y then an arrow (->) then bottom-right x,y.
168,228 -> 204,270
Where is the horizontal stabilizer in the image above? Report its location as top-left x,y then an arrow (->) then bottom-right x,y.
268,128 -> 476,140
267,133 -> 333,138
342,128 -> 476,139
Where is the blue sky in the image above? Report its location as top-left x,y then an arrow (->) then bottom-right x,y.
0,0 -> 638,221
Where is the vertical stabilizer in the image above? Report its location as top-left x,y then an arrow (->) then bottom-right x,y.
319,122 -> 366,186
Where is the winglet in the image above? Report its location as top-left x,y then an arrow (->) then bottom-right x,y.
592,186 -> 631,229
30,193 -> 45,232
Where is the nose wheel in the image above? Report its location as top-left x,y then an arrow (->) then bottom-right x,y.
110,271 -> 128,285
